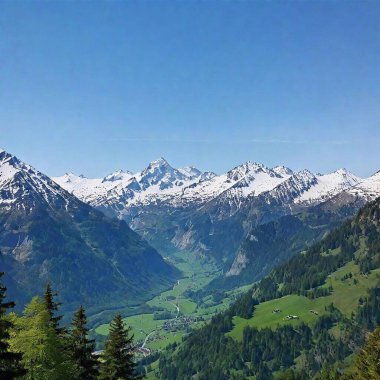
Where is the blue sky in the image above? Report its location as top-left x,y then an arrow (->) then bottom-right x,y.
1,1 -> 379,177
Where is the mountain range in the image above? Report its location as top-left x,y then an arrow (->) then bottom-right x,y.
1,149 -> 380,315
0,149 -> 179,316
54,158 -> 378,213
53,157 -> 380,286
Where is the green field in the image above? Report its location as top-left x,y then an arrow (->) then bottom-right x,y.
94,251 -> 248,352
228,261 -> 380,340
96,313 -> 165,343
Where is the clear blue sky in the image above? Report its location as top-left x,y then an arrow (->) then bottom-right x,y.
1,1 -> 379,177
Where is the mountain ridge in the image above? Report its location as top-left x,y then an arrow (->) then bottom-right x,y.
52,157 -> 380,280
53,158 -> 378,213
0,149 -> 179,316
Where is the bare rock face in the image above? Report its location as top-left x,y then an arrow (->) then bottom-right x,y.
226,248 -> 250,277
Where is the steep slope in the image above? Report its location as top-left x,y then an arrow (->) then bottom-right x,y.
192,200 -> 361,298
158,197 -> 380,379
0,150 -> 179,315
225,211 -> 343,281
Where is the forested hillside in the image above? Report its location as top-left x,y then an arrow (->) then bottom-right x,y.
157,197 -> 380,379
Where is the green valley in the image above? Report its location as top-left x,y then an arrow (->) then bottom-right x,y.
94,251 -> 250,354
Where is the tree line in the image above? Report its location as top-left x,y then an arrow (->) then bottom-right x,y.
0,273 -> 140,380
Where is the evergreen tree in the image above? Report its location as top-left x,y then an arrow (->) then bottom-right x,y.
99,314 -> 138,380
354,327 -> 380,379
9,296 -> 76,380
68,305 -> 98,379
0,272 -> 25,378
44,283 -> 63,334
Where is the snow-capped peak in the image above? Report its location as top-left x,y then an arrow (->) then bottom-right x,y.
272,165 -> 293,177
294,168 -> 361,204
227,161 -> 274,182
147,157 -> 170,169
318,168 -> 355,179
0,150 -> 20,186
102,169 -> 134,183
140,157 -> 176,178
296,169 -> 316,179
137,158 -> 189,191
346,170 -> 380,201
0,149 -> 77,211
261,169 -> 318,204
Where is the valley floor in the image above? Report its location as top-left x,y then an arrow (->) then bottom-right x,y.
94,251 -> 250,354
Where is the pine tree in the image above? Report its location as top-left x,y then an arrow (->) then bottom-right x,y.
99,314 -> 138,380
44,283 -> 63,334
9,296 -> 76,380
0,272 -> 25,378
68,305 -> 98,379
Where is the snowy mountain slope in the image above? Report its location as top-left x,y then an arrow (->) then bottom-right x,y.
0,149 -> 77,211
53,172 -> 135,208
0,149 -> 179,313
184,162 -> 291,202
103,169 -> 134,182
294,169 -> 361,204
226,162 -> 291,198
177,162 -> 293,221
346,170 -> 380,200
53,158 -> 375,221
260,168 -> 361,206
54,160 -> 294,213
53,158 -> 203,211
260,169 -> 318,205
